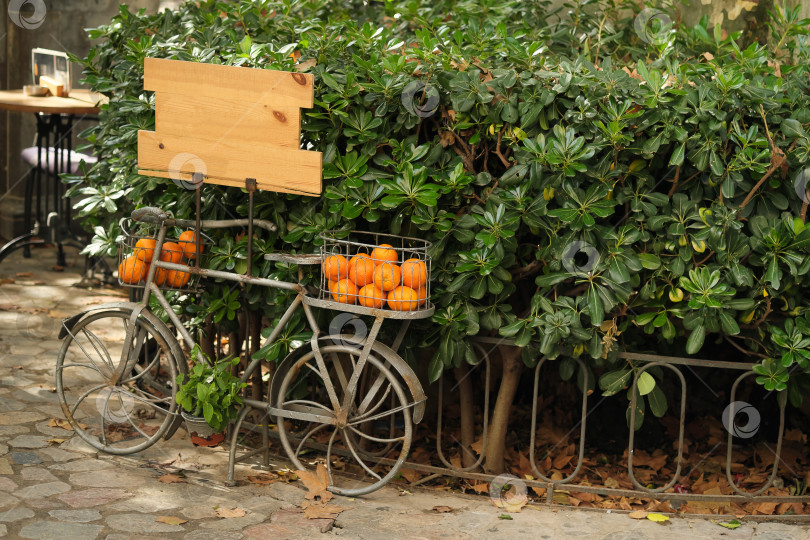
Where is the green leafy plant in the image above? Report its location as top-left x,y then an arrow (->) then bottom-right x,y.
175,346 -> 246,432
68,0 -> 810,463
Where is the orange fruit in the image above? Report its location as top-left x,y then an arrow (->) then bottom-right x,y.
388,286 -> 419,311
370,244 -> 399,266
119,255 -> 147,284
349,254 -> 376,287
178,230 -> 204,259
159,241 -> 183,264
401,258 -> 427,288
322,254 -> 348,281
357,284 -> 385,309
165,269 -> 191,288
153,267 -> 168,286
373,262 -> 401,292
331,278 -> 357,304
134,238 -> 156,261
416,286 -> 428,306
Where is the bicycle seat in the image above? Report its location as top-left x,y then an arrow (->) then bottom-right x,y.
264,253 -> 322,265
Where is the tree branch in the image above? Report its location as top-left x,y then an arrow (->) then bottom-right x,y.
495,125 -> 513,169
667,166 -> 681,197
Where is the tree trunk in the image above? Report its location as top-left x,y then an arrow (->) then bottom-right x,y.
200,314 -> 215,360
453,364 -> 477,468
484,346 -> 523,474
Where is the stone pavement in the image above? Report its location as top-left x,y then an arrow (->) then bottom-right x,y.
1,246 -> 809,539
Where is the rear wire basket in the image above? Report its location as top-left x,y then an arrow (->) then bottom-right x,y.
318,230 -> 432,314
117,219 -> 211,293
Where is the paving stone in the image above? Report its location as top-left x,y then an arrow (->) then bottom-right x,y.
21,467 -> 59,483
601,533 -> 652,540
35,421 -> 77,438
8,344 -> 46,355
47,509 -> 102,523
9,435 -> 50,449
0,373 -> 35,386
0,479 -> 16,492
240,496 -> 286,515
0,458 -> 11,475
0,444 -> 7,456
180,504 -> 219,519
0,411 -> 46,425
36,448 -> 82,462
0,493 -> 19,509
11,452 -> 43,465
105,512 -> 185,533
753,523 -> 806,540
50,459 -> 112,472
26,499 -> 63,510
0,507 -> 35,522
246,509 -> 333,537
56,488 -> 131,508
69,469 -> 145,489
12,388 -> 61,404
13,481 -> 71,499
0,425 -> 29,437
198,511 -> 267,530
0,524 -> 6,537
18,520 -> 103,540
0,398 -> 25,412
107,491 -> 181,513
58,437 -> 98,455
185,531 -> 243,540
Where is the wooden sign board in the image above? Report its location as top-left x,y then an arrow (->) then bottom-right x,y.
137,58 -> 322,196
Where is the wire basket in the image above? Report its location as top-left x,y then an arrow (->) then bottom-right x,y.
318,230 -> 432,314
117,221 -> 211,293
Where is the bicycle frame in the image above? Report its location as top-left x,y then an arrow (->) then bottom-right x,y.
130,212 -> 406,429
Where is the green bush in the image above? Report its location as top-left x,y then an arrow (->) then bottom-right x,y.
70,0 -> 810,423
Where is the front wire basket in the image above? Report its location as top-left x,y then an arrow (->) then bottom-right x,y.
318,230 -> 432,316
117,219 -> 212,293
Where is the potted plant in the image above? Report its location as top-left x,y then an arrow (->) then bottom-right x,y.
175,345 -> 246,446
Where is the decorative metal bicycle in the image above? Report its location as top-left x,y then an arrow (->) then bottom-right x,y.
55,59 -> 433,496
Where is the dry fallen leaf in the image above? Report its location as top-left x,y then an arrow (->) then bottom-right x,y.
628,511 -> 648,519
304,504 -> 348,520
15,272 -> 33,278
156,516 -> 187,525
46,438 -> 67,445
295,58 -> 317,72
647,513 -> 670,523
157,474 -> 186,484
432,505 -> 453,513
216,507 -> 246,519
296,463 -> 333,503
48,418 -> 74,430
247,473 -> 278,485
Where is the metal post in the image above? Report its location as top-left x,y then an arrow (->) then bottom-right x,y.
245,178 -> 257,278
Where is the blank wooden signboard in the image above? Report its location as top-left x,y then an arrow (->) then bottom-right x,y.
137,58 -> 322,196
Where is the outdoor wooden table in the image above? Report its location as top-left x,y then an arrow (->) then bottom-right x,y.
0,89 -> 104,266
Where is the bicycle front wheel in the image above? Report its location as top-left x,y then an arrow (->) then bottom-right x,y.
55,308 -> 184,454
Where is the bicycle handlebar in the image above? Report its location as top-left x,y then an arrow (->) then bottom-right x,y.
131,208 -> 277,232
131,207 -> 168,224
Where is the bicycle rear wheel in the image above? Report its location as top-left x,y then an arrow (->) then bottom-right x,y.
274,340 -> 413,496
56,308 -> 184,454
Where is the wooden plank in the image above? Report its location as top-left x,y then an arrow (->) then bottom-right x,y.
137,130 -> 321,196
39,75 -> 66,97
155,92 -> 301,148
144,58 -> 313,108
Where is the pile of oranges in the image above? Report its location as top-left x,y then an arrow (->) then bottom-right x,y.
322,244 -> 428,311
118,230 -> 202,288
